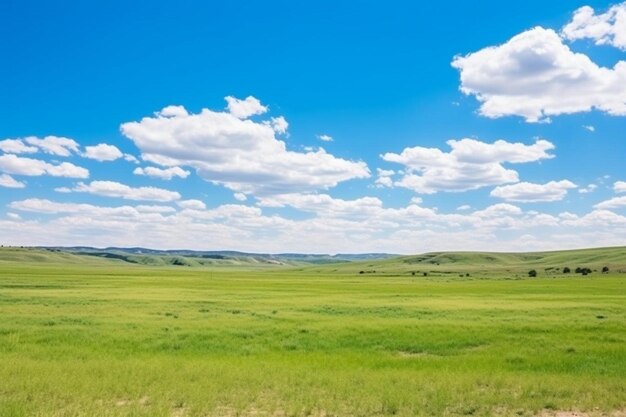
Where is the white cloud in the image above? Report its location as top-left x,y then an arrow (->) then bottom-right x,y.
234,192 -> 247,201
135,205 -> 177,213
614,181 -> 626,193
579,184 -> 598,194
133,166 -> 190,180
269,116 -> 288,134
0,154 -> 89,178
177,199 -> 207,210
0,139 -> 38,154
157,105 -> 189,118
8,198 -> 174,220
318,134 -> 333,142
121,99 -> 369,196
375,168 -> 395,188
24,136 -> 79,156
83,143 -> 123,161
380,138 -> 554,194
257,193 -> 388,218
6,212 -> 21,220
490,180 -> 577,202
457,204 -> 471,211
452,26 -> 626,122
594,196 -> 626,209
0,174 -> 26,188
562,3 -> 626,50
225,96 -> 268,119
583,125 -> 595,132
124,154 -> 139,164
67,180 -> 181,202
3,195 -> 626,254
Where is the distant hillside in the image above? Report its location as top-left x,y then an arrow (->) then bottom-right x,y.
0,247 -> 124,265
400,247 -> 626,267
296,246 -> 626,277
2,246 -> 625,277
0,246 -> 397,267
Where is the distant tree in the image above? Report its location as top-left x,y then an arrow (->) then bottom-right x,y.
411,271 -> 416,276
528,270 -> 537,278
423,272 -> 428,277
602,266 -> 609,273
563,267 -> 571,274
575,267 -> 582,273
359,271 -> 364,274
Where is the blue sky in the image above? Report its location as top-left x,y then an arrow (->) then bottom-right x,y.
1,0 -> 625,253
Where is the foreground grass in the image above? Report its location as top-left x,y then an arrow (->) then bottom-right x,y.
0,261 -> 625,416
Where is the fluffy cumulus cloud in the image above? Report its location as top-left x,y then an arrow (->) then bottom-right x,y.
490,180 -> 577,202
452,26 -> 626,122
594,196 -> 626,210
0,174 -> 26,188
318,134 -> 333,142
24,136 -> 80,156
375,168 -> 395,188
3,194 -> 626,253
177,199 -> 207,210
614,181 -> 626,193
120,97 -> 369,196
133,166 -> 190,180
268,116 -> 288,134
225,95 -> 268,119
0,139 -> 38,154
83,143 -> 123,161
233,192 -> 247,201
380,138 -> 554,194
0,154 -> 89,178
63,180 -> 181,202
562,3 -> 626,50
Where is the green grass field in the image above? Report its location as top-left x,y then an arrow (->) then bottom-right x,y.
0,248 -> 625,416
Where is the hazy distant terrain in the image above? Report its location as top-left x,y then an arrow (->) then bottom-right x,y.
14,246 -> 398,267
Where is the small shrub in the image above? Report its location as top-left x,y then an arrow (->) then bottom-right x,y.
528,270 -> 537,278
602,266 -> 609,273
563,267 -> 571,273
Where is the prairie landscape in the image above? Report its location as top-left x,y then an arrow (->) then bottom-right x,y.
3,1 -> 626,416
1,247 -> 624,417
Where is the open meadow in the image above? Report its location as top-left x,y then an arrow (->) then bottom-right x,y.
0,248 -> 625,417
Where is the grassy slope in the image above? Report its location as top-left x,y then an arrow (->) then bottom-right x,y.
0,248 -> 625,416
296,246 -> 626,277
0,247 -> 296,268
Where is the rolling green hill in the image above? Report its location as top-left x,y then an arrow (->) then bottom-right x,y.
295,246 -> 626,277
0,247 -> 295,268
2,246 -> 626,278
